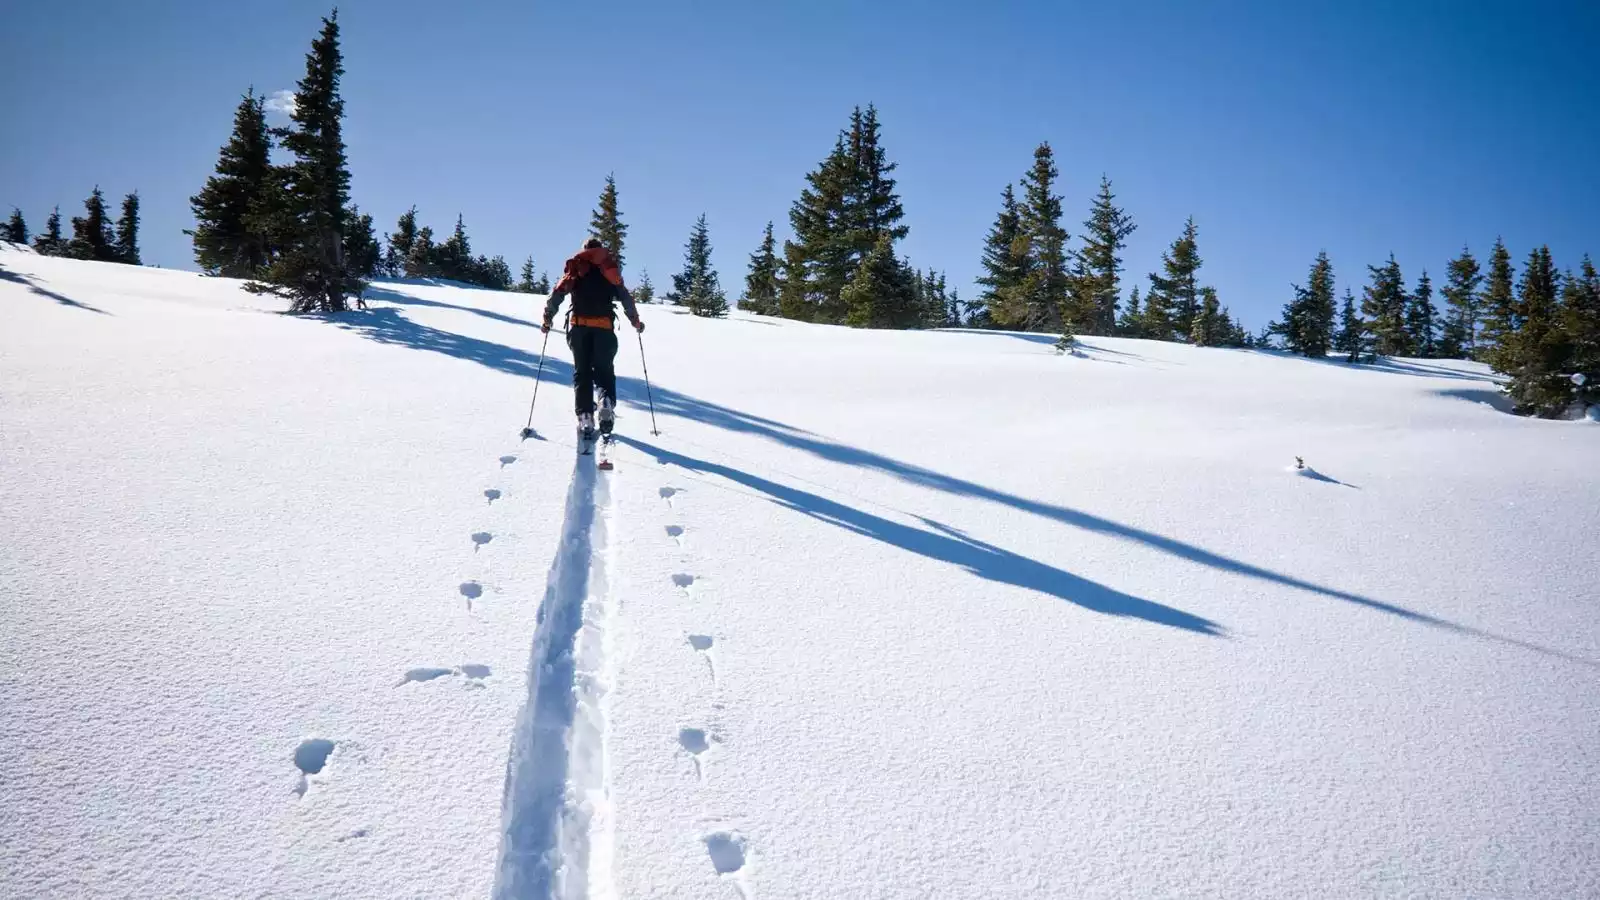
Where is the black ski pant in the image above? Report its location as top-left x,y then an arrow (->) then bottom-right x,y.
568,325 -> 618,415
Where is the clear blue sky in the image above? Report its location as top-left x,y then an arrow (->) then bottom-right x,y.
3,0 -> 1596,328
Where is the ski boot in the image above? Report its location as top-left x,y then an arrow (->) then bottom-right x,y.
598,393 -> 616,436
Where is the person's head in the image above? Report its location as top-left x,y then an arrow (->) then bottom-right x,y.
583,237 -> 604,250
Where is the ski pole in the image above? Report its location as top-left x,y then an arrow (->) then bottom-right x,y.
521,328 -> 551,439
637,330 -> 660,436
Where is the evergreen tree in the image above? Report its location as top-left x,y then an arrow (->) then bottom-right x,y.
917,270 -> 951,328
386,207 -> 418,277
783,105 -> 909,324
1145,217 -> 1201,340
669,214 -> 727,317
518,255 -> 536,292
777,240 -> 815,321
1478,238 -> 1518,369
1335,288 -> 1364,362
633,268 -> 654,304
1190,287 -> 1222,346
843,233 -> 918,328
68,187 -> 117,261
589,173 -> 626,272
1437,246 -> 1483,359
1016,142 -> 1069,332
1501,246 -> 1569,416
4,208 -> 27,244
1560,255 -> 1599,412
251,12 -> 361,313
113,191 -> 141,265
481,255 -> 512,291
948,287 -> 963,328
975,183 -> 1026,328
1118,285 -> 1144,336
532,271 -> 551,294
1360,254 -> 1409,356
33,206 -> 64,256
1070,175 -> 1137,334
437,214 -> 472,282
1405,269 -> 1437,357
1281,251 -> 1336,357
189,89 -> 274,276
741,221 -> 780,315
406,225 -> 435,277
342,205 -> 380,279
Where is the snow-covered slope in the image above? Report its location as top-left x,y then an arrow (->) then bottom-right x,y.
3,245 -> 1596,899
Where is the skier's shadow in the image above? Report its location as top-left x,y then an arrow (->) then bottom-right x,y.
619,436 -> 1225,636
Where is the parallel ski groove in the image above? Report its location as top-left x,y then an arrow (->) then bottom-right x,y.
493,454 -> 616,899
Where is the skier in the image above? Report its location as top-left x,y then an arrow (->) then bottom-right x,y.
541,238 -> 644,442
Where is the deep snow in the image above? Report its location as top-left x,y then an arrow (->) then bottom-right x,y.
3,244 -> 1597,899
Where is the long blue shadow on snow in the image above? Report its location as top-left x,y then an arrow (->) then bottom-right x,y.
494,455 -> 598,899
0,262 -> 112,314
324,303 -> 1595,667
623,437 -> 1223,635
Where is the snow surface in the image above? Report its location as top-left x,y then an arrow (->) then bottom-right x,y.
3,244 -> 1598,899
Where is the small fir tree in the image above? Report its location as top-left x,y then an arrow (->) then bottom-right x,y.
589,173 -> 626,272
1437,245 -> 1482,359
741,221 -> 781,315
669,214 -> 727,317
189,88 -> 273,276
33,206 -> 65,255
1405,269 -> 1437,357
4,208 -> 27,244
114,191 -> 141,265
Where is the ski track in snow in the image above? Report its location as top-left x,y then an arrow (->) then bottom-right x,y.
494,453 -> 617,900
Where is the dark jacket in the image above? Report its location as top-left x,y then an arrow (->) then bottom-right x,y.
543,246 -> 639,327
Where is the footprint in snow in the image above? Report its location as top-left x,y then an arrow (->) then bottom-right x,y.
665,524 -> 686,546
704,831 -> 747,875
688,634 -> 716,681
471,532 -> 493,552
499,455 -> 517,468
459,581 -> 483,610
292,737 -> 337,798
399,664 -> 492,686
659,486 -> 681,507
484,489 -> 502,505
679,727 -> 716,780
672,573 -> 696,590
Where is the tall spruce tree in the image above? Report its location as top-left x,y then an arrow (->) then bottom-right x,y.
783,107 -> 908,324
342,206 -> 380,279
1070,175 -> 1136,334
438,214 -> 472,282
741,221 -> 780,315
68,187 -> 117,261
386,207 -> 418,277
406,225 -> 435,277
4,208 -> 27,244
252,11 -> 361,312
1281,251 -> 1336,357
632,269 -> 654,304
1016,142 -> 1068,332
189,89 -> 274,276
1335,288 -> 1364,361
1146,217 -> 1202,340
1406,269 -> 1437,357
1118,285 -> 1144,336
113,192 -> 141,265
33,207 -> 64,256
1501,246 -> 1569,416
1438,246 -> 1483,359
975,183 -> 1026,328
532,271 -> 550,294
518,256 -> 536,293
1361,254 -> 1409,356
1560,255 -> 1599,411
669,214 -> 727,317
1191,287 -> 1222,346
1478,238 -> 1518,369
589,173 -> 626,272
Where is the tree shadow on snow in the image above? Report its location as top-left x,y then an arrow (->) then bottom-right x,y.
1435,387 -> 1515,414
621,437 -> 1225,636
363,285 -> 543,330
0,263 -> 111,314
325,303 -> 1594,667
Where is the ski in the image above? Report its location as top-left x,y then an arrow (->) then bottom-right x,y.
597,434 -> 615,471
578,427 -> 598,456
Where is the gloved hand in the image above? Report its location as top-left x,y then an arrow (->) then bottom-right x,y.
541,319 -> 552,334
630,316 -> 645,333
